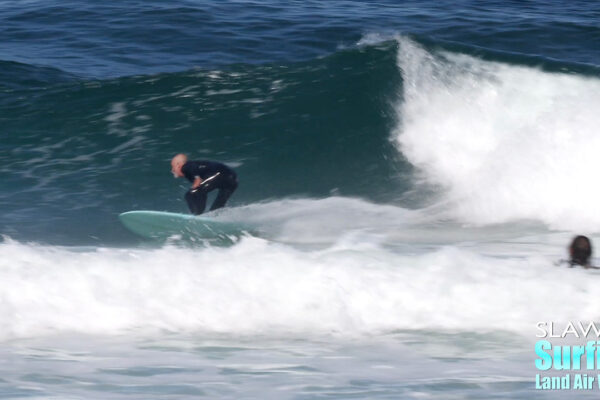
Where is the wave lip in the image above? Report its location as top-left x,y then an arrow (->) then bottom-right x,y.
394,36 -> 600,231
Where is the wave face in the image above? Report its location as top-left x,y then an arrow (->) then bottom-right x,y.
0,43 -> 406,243
2,35 -> 600,243
2,1 -> 600,244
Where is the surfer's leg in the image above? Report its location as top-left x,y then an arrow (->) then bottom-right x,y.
210,189 -> 232,211
210,177 -> 238,211
185,189 -> 207,215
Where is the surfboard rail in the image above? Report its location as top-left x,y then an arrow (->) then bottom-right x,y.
119,210 -> 250,239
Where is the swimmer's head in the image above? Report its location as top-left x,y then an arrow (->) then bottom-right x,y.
171,153 -> 187,178
569,235 -> 592,267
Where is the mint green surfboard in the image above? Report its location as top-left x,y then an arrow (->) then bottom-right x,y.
119,210 -> 251,239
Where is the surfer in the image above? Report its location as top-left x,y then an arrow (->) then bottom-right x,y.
171,154 -> 238,215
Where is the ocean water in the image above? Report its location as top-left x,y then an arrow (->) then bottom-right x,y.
1,0 -> 600,398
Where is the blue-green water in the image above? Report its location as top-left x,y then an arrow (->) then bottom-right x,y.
2,1 -> 600,398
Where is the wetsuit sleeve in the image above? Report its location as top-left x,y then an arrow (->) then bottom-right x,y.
181,162 -> 196,183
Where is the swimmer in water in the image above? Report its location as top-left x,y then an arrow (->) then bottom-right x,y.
567,235 -> 599,269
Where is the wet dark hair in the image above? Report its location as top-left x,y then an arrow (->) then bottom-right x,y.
569,235 -> 592,267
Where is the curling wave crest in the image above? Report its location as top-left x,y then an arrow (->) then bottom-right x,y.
394,37 -> 600,231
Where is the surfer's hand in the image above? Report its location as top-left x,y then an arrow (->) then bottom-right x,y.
192,176 -> 203,189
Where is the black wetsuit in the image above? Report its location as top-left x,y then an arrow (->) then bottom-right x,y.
182,161 -> 238,215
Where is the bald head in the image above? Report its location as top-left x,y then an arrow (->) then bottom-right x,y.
171,153 -> 188,177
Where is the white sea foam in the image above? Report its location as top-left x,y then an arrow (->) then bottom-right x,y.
220,197 -> 551,248
394,37 -> 600,231
0,234 -> 597,341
